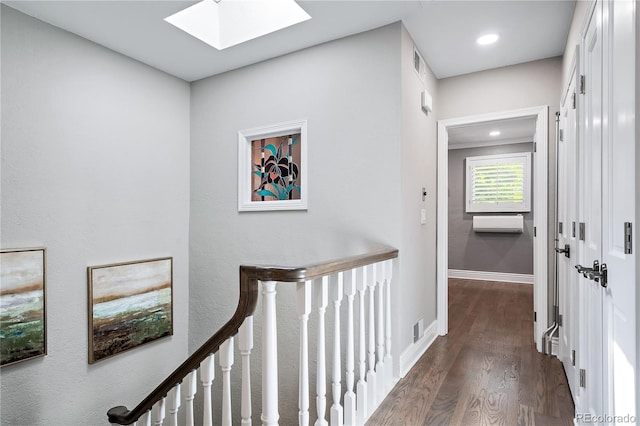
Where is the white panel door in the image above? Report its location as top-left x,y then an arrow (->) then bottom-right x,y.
577,0 -> 604,417
559,67 -> 579,397
601,0 -> 636,418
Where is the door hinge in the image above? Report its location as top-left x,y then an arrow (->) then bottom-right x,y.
534,311 -> 537,322
572,222 -> 576,238
534,227 -> 537,237
558,313 -> 563,327
579,75 -> 586,94
572,92 -> 576,109
579,222 -> 586,241
533,142 -> 537,153
559,129 -> 564,142
624,222 -> 633,254
580,368 -> 586,387
572,350 -> 576,366
559,222 -> 563,234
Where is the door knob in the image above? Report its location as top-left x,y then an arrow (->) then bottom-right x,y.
575,260 -> 599,278
575,264 -> 593,276
576,261 -> 607,287
589,263 -> 608,288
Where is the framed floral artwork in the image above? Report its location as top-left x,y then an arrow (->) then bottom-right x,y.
1,247 -> 47,367
238,119 -> 308,211
87,257 -> 173,363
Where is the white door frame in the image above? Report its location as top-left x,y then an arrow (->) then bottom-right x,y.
437,105 -> 549,352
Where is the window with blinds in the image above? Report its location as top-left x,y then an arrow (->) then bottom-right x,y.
465,152 -> 532,213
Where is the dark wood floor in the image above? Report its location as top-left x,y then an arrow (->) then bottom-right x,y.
367,279 -> 575,425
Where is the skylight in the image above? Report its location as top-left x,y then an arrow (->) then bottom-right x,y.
165,0 -> 311,50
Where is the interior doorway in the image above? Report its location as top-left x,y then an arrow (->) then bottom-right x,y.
437,106 -> 549,352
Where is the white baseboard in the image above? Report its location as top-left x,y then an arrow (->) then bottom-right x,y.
448,269 -> 534,284
399,320 -> 437,378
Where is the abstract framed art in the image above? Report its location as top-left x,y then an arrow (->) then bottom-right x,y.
238,119 -> 308,211
0,247 -> 47,367
87,257 -> 173,363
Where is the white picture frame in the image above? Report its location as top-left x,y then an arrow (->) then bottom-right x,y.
238,119 -> 308,211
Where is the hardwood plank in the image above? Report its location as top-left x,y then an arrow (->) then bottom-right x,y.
367,279 -> 574,425
518,404 -> 536,426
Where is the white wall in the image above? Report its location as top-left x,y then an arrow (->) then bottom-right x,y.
189,21 -> 402,344
562,0 -> 589,88
188,19 -> 439,419
636,0 -> 640,418
0,6 -> 191,425
437,57 -> 562,323
189,23 -> 404,422
438,57 -> 562,120
399,25 -> 438,353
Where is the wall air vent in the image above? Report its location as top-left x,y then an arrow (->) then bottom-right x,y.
413,46 -> 426,82
413,318 -> 424,343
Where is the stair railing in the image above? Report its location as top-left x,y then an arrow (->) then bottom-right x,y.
108,247 -> 398,426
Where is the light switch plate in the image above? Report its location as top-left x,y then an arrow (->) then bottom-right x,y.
421,209 -> 427,225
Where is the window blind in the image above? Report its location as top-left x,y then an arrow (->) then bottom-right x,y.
471,162 -> 525,204
465,152 -> 531,213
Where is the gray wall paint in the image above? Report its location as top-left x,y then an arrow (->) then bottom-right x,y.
438,57 -> 561,323
1,6 -> 191,425
448,143 -> 534,274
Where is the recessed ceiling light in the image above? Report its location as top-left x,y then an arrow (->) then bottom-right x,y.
477,34 -> 499,46
489,131 -> 501,137
165,0 -> 311,50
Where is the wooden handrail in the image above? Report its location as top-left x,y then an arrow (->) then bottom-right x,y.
240,247 -> 398,283
107,247 -> 397,425
107,271 -> 260,425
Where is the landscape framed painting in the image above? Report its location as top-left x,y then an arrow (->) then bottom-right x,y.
88,257 -> 173,363
238,119 -> 308,211
1,247 -> 47,367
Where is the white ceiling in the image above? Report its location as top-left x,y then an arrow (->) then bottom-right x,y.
448,116 -> 537,149
2,0 -> 576,83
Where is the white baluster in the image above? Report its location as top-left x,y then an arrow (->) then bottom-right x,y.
184,370 -> 197,426
366,264 -> 377,413
167,384 -> 181,426
343,269 -> 357,425
239,316 -> 254,426
330,273 -> 344,426
154,398 -> 166,426
384,260 -> 393,391
297,280 -> 312,426
376,262 -> 386,402
220,337 -> 234,426
200,353 -> 215,426
315,276 -> 329,426
356,266 -> 368,424
140,410 -> 152,426
261,281 -> 279,426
